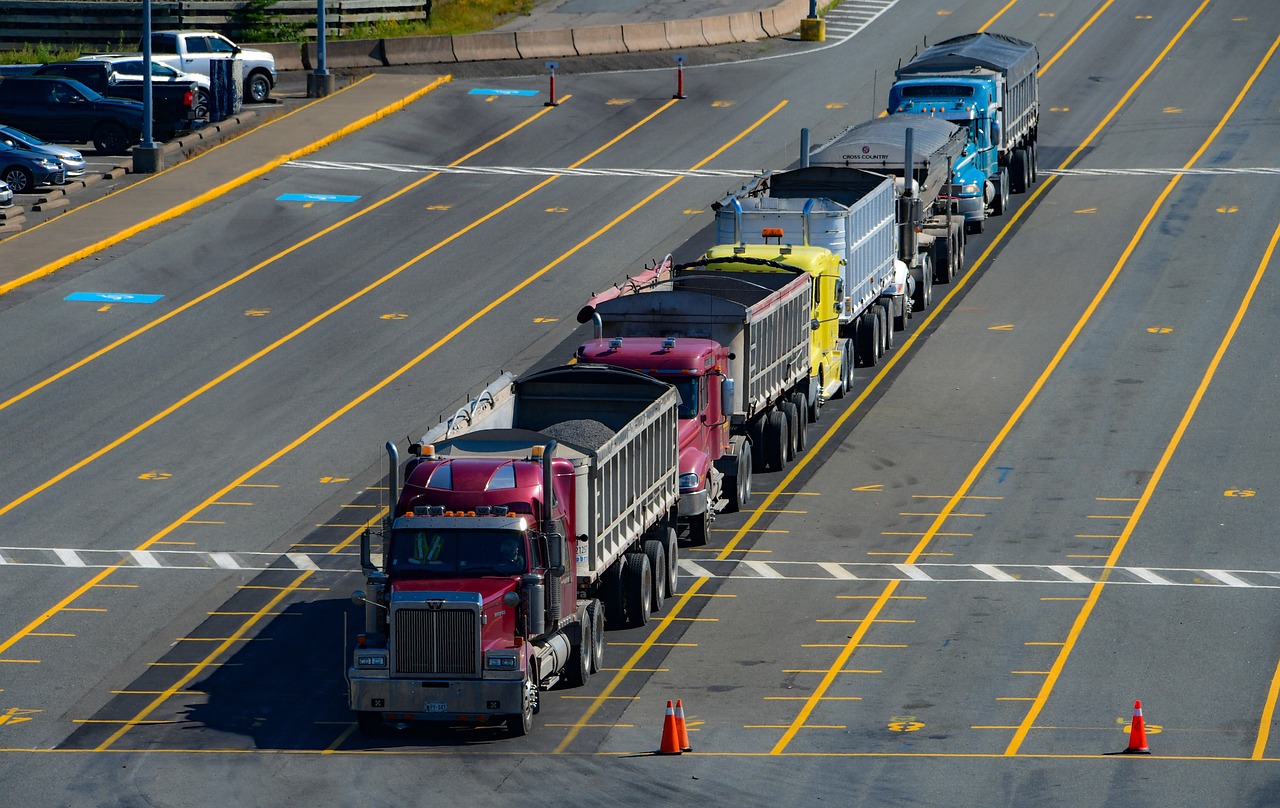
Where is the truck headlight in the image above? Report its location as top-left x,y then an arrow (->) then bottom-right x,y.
679,472 -> 701,491
355,653 -> 388,669
486,652 -> 518,671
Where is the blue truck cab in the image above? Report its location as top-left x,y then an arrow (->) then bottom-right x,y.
888,33 -> 1040,234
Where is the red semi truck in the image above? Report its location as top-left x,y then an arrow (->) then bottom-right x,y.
576,253 -> 818,545
348,364 -> 680,736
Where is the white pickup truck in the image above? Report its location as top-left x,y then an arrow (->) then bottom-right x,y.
146,31 -> 276,103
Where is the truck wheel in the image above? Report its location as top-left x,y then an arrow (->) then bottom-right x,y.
914,257 -> 933,313
992,167 -> 1008,216
876,303 -> 891,352
808,385 -> 822,423
788,392 -> 808,453
1010,148 -> 1028,194
245,71 -> 272,103
602,561 -> 626,629
1,166 -> 34,195
587,600 -> 605,672
506,674 -> 537,736
564,607 -> 592,688
623,552 -> 652,628
833,340 -> 853,399
894,294 -> 911,332
726,441 -> 752,512
687,508 -> 710,546
763,409 -> 788,472
92,122 -> 130,155
748,417 -> 766,470
780,400 -> 798,462
644,540 -> 667,613
1029,141 -> 1038,184
356,711 -> 382,736
663,526 -> 679,598
856,311 -> 878,368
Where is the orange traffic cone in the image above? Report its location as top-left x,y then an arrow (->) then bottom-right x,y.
658,700 -> 682,755
1123,699 -> 1151,754
674,699 -> 692,752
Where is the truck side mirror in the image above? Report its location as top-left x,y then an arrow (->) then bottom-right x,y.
810,318 -> 820,331
545,532 -> 566,575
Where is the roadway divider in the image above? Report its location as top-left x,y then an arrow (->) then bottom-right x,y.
280,0 -> 804,69
383,35 -> 455,66
572,24 -> 627,56
665,19 -> 710,49
621,21 -> 672,53
700,15 -> 736,46
516,29 -> 578,59
303,39 -> 385,70
451,31 -> 522,62
728,12 -> 767,42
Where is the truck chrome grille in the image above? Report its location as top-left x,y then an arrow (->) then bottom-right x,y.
393,607 -> 478,675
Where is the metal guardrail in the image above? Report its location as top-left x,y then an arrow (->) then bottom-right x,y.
0,1 -> 427,46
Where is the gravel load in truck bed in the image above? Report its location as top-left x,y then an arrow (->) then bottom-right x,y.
540,419 -> 616,451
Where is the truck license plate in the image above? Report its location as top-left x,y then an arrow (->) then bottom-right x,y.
425,701 -> 448,713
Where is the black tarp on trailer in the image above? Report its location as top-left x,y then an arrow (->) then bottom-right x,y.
804,116 -> 967,207
896,32 -> 1039,89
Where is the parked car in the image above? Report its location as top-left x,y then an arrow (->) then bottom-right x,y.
0,179 -> 13,208
0,124 -> 86,181
75,54 -> 210,119
0,137 -> 65,193
146,31 -> 276,103
28,61 -> 199,136
0,76 -> 144,155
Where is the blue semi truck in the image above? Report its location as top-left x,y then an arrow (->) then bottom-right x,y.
888,32 -> 1040,234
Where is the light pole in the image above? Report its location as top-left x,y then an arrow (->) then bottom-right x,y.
133,0 -> 163,172
308,0 -> 337,97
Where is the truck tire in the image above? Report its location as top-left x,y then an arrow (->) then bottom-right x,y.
1029,140 -> 1038,184
780,400 -> 798,462
602,561 -> 627,629
726,440 -> 752,512
763,409 -> 788,472
564,607 -> 593,688
856,310 -> 879,368
686,507 -> 710,547
748,417 -> 766,470
663,526 -> 679,598
894,294 -> 911,332
356,711 -> 382,736
506,672 -> 538,736
92,122 -> 131,155
623,552 -> 652,628
833,340 -> 854,399
245,71 -> 272,103
788,392 -> 808,453
644,539 -> 666,613
992,167 -> 1008,216
587,600 -> 605,673
877,303 -> 892,352
914,256 -> 932,313
1010,148 -> 1028,194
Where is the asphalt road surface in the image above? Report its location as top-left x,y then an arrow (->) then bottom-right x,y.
3,0 -> 1280,805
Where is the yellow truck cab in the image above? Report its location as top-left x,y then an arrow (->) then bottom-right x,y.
702,242 -> 848,421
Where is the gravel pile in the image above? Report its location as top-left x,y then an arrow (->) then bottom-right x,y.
541,419 -> 616,451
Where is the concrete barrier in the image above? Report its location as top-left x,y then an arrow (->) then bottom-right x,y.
383,34 -> 457,65
621,21 -> 671,53
259,41 -> 304,72
728,11 -> 767,43
303,39 -> 385,70
572,25 -> 627,56
773,0 -> 807,34
700,16 -> 736,46
516,29 -> 577,59
664,19 -> 709,49
451,31 -> 521,62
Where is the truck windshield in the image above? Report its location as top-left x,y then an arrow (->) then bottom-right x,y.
388,528 -> 527,577
673,378 -> 699,419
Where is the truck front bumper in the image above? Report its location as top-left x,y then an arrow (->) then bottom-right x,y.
951,194 -> 985,223
678,487 -> 710,518
348,672 -> 524,722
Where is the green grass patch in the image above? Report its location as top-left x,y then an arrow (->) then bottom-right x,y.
342,0 -> 537,39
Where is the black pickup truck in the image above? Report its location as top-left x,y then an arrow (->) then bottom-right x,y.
26,61 -> 200,139
0,76 -> 145,154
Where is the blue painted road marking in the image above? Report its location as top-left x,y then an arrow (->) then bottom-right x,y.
277,193 -> 361,203
469,88 -> 539,96
66,292 -> 164,304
